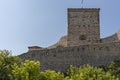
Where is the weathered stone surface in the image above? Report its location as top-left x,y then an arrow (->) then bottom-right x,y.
67,8 -> 100,46
101,29 -> 120,43
48,35 -> 67,49
19,42 -> 120,72
28,46 -> 45,52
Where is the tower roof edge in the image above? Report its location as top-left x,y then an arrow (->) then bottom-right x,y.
68,8 -> 100,12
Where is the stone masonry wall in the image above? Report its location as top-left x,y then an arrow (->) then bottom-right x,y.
101,33 -> 119,43
19,42 -> 120,72
67,8 -> 100,47
101,29 -> 120,43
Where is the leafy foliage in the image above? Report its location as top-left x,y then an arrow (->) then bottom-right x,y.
0,50 -> 120,80
66,65 -> 116,80
0,50 -> 21,80
39,70 -> 64,80
102,61 -> 120,79
10,60 -> 40,80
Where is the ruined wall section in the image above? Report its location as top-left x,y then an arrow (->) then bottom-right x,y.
19,42 -> 120,72
101,33 -> 118,43
28,46 -> 46,52
47,35 -> 67,49
101,29 -> 120,43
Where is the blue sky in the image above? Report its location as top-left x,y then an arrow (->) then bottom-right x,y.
0,0 -> 120,55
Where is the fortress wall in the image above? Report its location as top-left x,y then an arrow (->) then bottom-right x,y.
101,33 -> 119,43
19,42 -> 120,72
101,30 -> 120,43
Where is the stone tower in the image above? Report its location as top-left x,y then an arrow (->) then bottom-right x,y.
67,8 -> 100,47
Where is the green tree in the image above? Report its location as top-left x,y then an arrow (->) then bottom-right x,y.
39,70 -> 64,80
0,50 -> 21,80
65,65 -> 117,80
103,61 -> 120,78
10,60 -> 40,80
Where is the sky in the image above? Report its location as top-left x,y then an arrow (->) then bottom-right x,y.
0,0 -> 120,55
